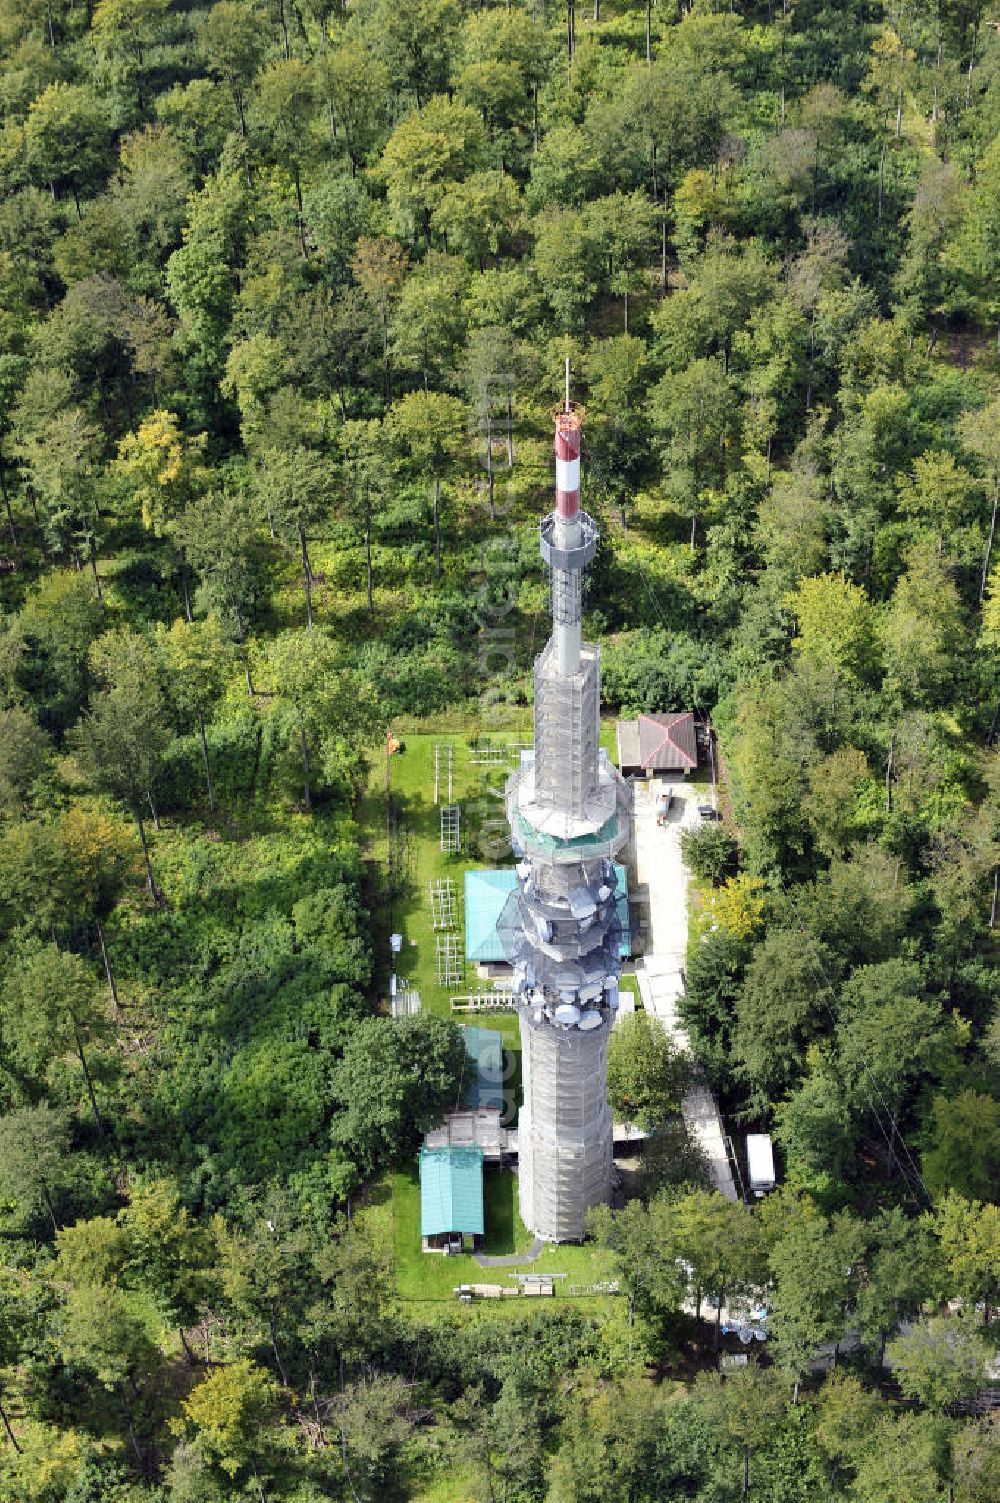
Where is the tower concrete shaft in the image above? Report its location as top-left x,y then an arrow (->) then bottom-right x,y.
499,385 -> 631,1242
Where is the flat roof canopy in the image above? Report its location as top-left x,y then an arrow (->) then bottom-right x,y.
464,865 -> 631,964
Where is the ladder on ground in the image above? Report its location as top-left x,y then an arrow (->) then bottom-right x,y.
436,934 -> 462,987
440,804 -> 460,854
433,743 -> 454,804
429,877 -> 456,930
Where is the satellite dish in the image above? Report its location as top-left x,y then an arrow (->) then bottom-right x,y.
578,1010 -> 602,1031
554,1003 -> 581,1027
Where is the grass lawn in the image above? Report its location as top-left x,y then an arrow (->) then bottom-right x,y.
384,1165 -> 623,1318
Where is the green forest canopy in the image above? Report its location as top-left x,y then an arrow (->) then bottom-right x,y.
0,0 -> 999,1497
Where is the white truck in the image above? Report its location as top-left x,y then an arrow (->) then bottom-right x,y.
746,1134 -> 776,1197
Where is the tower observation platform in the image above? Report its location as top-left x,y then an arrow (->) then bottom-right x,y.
498,382 -> 632,1242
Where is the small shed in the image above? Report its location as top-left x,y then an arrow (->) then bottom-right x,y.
420,1146 -> 485,1252
616,712 -> 698,776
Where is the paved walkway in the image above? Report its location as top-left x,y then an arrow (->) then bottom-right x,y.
474,1236 -> 544,1267
631,777 -> 738,1200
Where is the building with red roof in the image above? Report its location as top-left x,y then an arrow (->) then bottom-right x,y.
615,711 -> 698,776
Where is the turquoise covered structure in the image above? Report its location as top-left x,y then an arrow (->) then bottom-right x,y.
464,865 -> 630,965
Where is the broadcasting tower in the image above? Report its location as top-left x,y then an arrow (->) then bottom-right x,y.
499,369 -> 631,1242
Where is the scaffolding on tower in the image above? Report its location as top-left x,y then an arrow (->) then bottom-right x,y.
500,362 -> 632,1243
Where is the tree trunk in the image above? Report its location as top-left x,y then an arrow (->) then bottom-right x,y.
134,807 -> 159,902
885,732 -> 894,813
308,1366 -> 328,1447
299,522 -> 314,628
742,1446 -> 750,1503
507,392 -> 514,466
294,169 -> 308,259
96,921 -> 121,1015
269,1306 -> 290,1387
338,1354 -> 363,1503
486,413 -> 495,519
966,22 -> 977,106
88,543 -> 104,605
40,1179 -> 58,1234
299,723 -> 312,811
180,553 -> 193,623
365,507 -> 374,613
235,87 -> 249,149
179,1326 -> 197,1366
198,714 -> 216,811
646,0 -> 652,63
0,1395 -> 20,1453
147,791 -> 160,831
433,477 -> 442,578
980,490 -> 997,600
246,663 -> 255,698
0,458 -> 17,545
118,1393 -> 144,1472
877,140 -> 887,222
73,1025 -> 105,1142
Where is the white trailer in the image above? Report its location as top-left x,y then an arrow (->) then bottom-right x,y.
746,1134 -> 776,1196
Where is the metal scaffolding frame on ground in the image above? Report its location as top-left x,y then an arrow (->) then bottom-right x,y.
440,804 -> 460,854
436,934 -> 462,987
429,877 -> 456,930
433,743 -> 454,804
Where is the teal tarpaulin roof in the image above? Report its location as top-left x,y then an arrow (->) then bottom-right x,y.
464,866 -> 631,964
461,1025 -> 504,1110
419,1147 -> 484,1237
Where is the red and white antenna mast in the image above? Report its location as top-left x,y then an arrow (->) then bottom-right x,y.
551,359 -> 585,675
